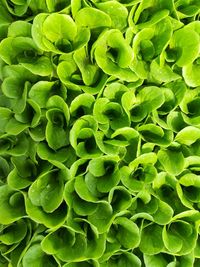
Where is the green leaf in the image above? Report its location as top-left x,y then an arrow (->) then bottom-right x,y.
138,86 -> 165,112
8,21 -> 32,37
28,168 -> 66,212
183,59 -> 200,87
157,149 -> 185,175
139,223 -> 164,255
113,217 -> 140,249
22,243 -> 58,267
96,1 -> 128,30
75,7 -> 111,28
150,58 -> 180,83
175,126 -> 200,145
88,202 -> 113,233
169,27 -> 200,67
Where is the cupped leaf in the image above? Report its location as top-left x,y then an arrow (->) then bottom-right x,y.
138,124 -> 173,146
28,167 -> 67,213
108,186 -> 132,213
0,219 -> 27,245
139,223 -> 164,255
94,29 -> 138,82
0,133 -> 29,156
41,226 -> 87,262
0,185 -> 26,225
70,115 -> 102,158
169,27 -> 200,67
7,156 -> 38,189
175,126 -> 200,146
22,243 -> 58,267
75,7 -> 111,28
95,1 -> 128,30
8,20 -> 32,37
163,219 -> 198,255
157,149 -> 185,176
150,58 -> 180,83
37,141 -> 73,163
88,202 -> 114,233
112,217 -> 140,249
25,196 -> 67,228
183,58 -> 200,87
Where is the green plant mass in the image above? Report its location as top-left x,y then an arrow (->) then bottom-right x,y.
0,0 -> 200,266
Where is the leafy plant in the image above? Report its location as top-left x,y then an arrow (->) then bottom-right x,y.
0,0 -> 200,266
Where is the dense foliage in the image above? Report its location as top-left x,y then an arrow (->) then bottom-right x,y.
0,0 -> 200,266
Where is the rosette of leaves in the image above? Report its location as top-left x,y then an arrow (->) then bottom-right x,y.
64,178 -> 99,220
65,181 -> 115,234
0,99 -> 41,136
44,95 -> 70,151
123,86 -> 165,124
176,170 -> 200,209
0,219 -> 27,246
92,29 -> 138,82
134,195 -> 174,225
0,184 -> 26,225
152,80 -> 186,129
7,155 -> 51,190
25,162 -> 68,228
153,172 -> 186,214
130,17 -> 173,79
93,83 -> 130,132
0,65 -> 37,114
162,211 -> 199,256
106,217 -> 140,251
32,13 -> 90,54
41,220 -> 106,262
0,21 -> 53,77
130,0 -> 175,30
69,93 -> 95,119
0,133 -> 29,156
167,23 -> 200,67
96,127 -> 139,163
179,87 -> 200,126
83,156 -> 121,199
36,96 -> 74,164
70,115 -> 102,159
57,50 -> 108,94
175,0 -> 200,19
0,219 -> 31,266
1,0 -> 32,17
29,80 -> 67,110
121,152 -> 157,193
